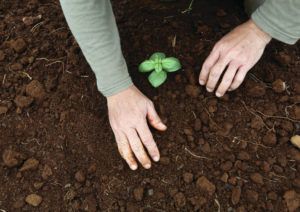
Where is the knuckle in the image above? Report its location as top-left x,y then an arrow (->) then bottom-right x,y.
213,42 -> 223,51
229,49 -> 239,57
142,139 -> 152,147
130,144 -> 140,153
223,77 -> 232,84
235,77 -> 244,84
215,41 -> 227,51
140,156 -> 150,165
202,63 -> 211,71
148,100 -> 154,107
210,71 -> 219,79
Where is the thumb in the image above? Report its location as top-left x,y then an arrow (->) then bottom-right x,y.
147,102 -> 167,131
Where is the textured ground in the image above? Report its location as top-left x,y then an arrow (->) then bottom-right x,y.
0,0 -> 300,211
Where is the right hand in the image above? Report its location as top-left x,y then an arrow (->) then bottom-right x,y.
107,85 -> 167,170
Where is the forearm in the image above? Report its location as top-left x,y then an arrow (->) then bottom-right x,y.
60,0 -> 132,96
251,0 -> 300,45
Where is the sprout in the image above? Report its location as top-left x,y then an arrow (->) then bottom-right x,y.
138,52 -> 181,87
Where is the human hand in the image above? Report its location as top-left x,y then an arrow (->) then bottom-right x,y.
107,85 -> 167,170
199,19 -> 271,97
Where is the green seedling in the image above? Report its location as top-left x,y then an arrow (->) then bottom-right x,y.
138,52 -> 181,87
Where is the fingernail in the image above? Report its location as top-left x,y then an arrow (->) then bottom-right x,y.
130,164 -> 138,170
158,123 -> 167,129
207,87 -> 213,92
216,92 -> 222,97
199,80 -> 205,85
228,88 -> 232,91
145,164 -> 151,169
153,156 -> 160,162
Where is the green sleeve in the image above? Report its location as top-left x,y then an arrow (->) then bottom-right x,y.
59,0 -> 133,96
251,0 -> 300,45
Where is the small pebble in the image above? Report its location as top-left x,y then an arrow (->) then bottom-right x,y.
25,194 -> 43,207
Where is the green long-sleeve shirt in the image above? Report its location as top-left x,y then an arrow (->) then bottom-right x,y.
60,0 -> 300,97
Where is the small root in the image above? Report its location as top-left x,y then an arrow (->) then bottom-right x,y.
2,74 -> 6,85
231,136 -> 270,149
181,0 -> 195,14
241,100 -> 300,123
45,60 -> 65,72
31,21 -> 44,33
285,103 -> 300,118
184,147 -> 212,160
172,35 -> 176,48
191,111 -> 197,119
214,199 -> 221,212
241,101 -> 271,130
49,27 -> 65,35
18,71 -> 32,80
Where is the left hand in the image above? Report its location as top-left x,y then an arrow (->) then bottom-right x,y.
199,19 -> 271,97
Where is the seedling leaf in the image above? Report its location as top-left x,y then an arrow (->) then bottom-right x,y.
148,70 -> 167,87
139,60 -> 155,72
154,63 -> 163,73
150,52 -> 166,61
162,57 -> 181,72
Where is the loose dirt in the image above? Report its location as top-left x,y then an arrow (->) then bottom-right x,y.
0,0 -> 299,211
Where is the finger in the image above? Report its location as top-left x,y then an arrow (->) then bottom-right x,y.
199,48 -> 220,85
215,62 -> 239,97
126,129 -> 152,169
206,56 -> 230,92
229,65 -> 249,91
115,131 -> 138,170
147,102 -> 167,131
137,122 -> 160,162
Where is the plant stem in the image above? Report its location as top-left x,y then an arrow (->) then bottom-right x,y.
181,0 -> 194,14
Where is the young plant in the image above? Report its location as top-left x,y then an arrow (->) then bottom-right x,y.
138,52 -> 181,87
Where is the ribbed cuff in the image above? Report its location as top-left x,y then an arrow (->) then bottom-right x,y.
98,76 -> 133,97
251,11 -> 298,45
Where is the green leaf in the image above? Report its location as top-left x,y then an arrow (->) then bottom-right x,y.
161,57 -> 181,72
148,70 -> 167,87
154,63 -> 162,73
139,60 -> 155,72
150,52 -> 166,61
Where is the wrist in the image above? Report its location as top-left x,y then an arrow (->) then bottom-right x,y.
248,19 -> 272,44
107,85 -> 137,101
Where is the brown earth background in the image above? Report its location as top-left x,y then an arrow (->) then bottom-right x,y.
0,0 -> 300,211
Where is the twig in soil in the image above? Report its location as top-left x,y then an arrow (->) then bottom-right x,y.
18,71 -> 32,80
172,35 -> 176,48
270,172 -> 287,179
49,27 -> 65,35
231,136 -> 270,149
0,209 -> 7,212
31,21 -> 45,33
191,111 -> 197,119
36,57 -> 50,62
184,147 -> 212,160
241,101 -> 271,130
80,75 -> 89,78
214,199 -> 221,212
285,102 -> 300,118
289,164 -> 297,172
2,74 -> 6,85
181,0 -> 195,14
241,100 -> 300,123
45,60 -> 65,73
256,109 -> 300,123
249,73 -> 271,88
236,176 -> 248,183
36,57 -> 65,62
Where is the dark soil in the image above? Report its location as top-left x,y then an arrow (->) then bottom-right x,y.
1,0 -> 300,211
